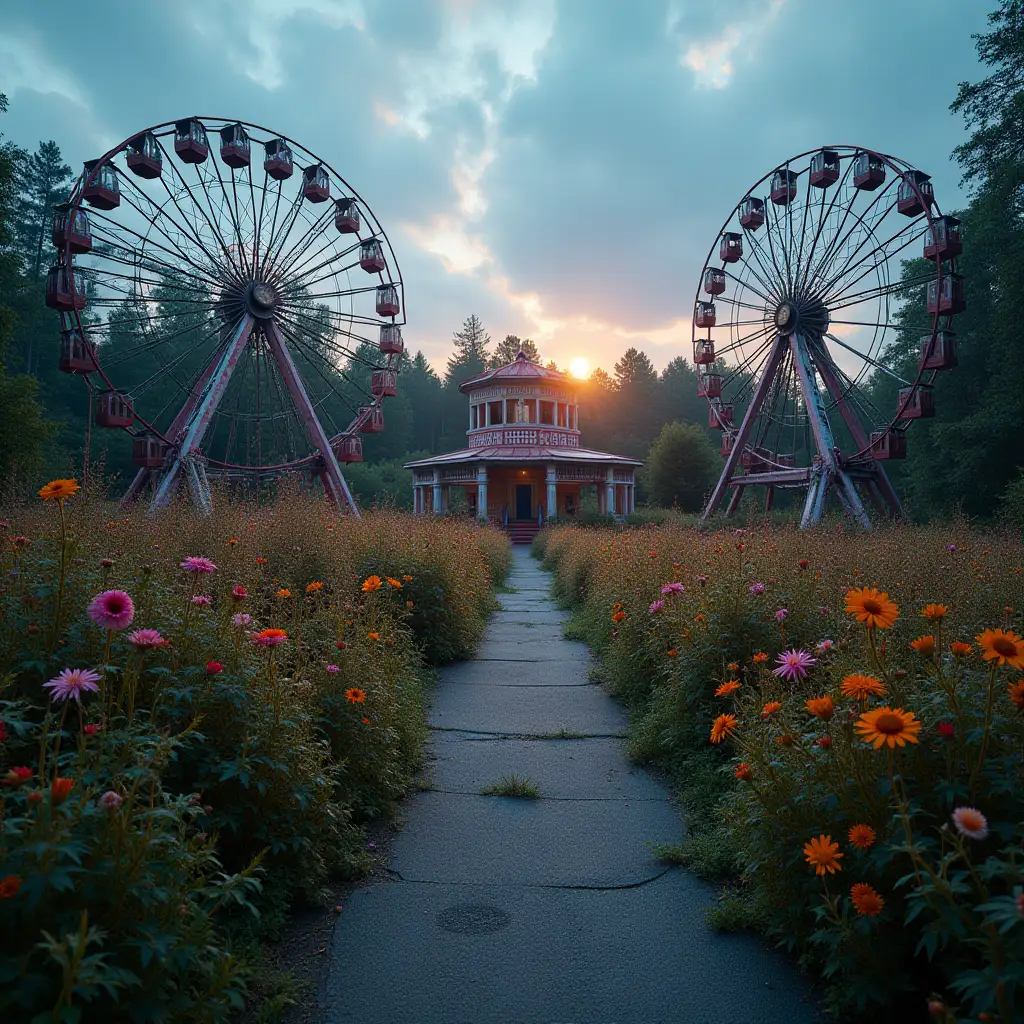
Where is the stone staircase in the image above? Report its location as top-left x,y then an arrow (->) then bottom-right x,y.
506,521 -> 540,545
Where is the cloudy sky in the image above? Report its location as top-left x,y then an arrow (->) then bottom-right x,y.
1,0 -> 988,375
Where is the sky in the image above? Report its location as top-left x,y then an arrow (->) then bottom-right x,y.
0,0 -> 990,376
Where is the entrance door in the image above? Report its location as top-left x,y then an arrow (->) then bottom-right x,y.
515,483 -> 532,521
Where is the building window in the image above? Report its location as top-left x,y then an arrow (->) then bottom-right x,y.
488,400 -> 503,425
539,400 -> 554,425
471,404 -> 479,429
557,403 -> 567,427
506,398 -> 518,423
524,398 -> 537,422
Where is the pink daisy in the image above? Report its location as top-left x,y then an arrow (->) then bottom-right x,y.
951,807 -> 989,841
87,590 -> 135,631
232,585 -> 247,600
815,639 -> 835,655
326,664 -> 340,674
772,649 -> 817,682
233,612 -> 252,627
649,600 -> 664,614
192,595 -> 212,606
127,628 -> 167,650
775,608 -> 788,623
43,667 -> 101,703
98,791 -> 123,812
749,582 -> 765,595
180,556 -> 217,573
660,582 -> 684,596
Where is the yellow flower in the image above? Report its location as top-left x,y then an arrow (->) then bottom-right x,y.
362,575 -> 383,593
806,696 -> 834,721
305,581 -> 324,594
845,587 -> 899,630
715,680 -> 741,697
850,882 -> 884,916
386,577 -> 403,589
39,479 -> 80,502
803,834 -> 843,876
709,713 -> 738,744
977,628 -> 1024,670
847,824 -> 876,849
840,673 -> 886,701
921,603 -> 948,621
854,706 -> 922,749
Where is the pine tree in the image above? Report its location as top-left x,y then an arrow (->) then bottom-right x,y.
16,140 -> 73,282
447,314 -> 490,371
489,334 -> 540,367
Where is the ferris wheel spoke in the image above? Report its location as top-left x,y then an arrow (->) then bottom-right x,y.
823,331 -> 912,385
721,269 -> 775,307
205,157 -> 253,280
247,161 -> 269,281
714,322 -> 775,361
274,306 -> 381,366
794,158 -> 857,296
88,228 -> 222,292
822,230 -> 930,308
263,202 -> 341,285
274,317 -> 367,420
277,233 -> 376,291
826,271 -> 935,314
720,333 -> 777,389
258,191 -> 308,282
811,339 -> 884,445
768,193 -> 794,293
743,228 -> 787,299
80,264 -> 209,300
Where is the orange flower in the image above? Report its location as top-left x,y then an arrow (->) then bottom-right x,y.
0,874 -> 22,899
844,587 -> 899,630
362,717 -> 371,725
847,824 -> 876,849
612,611 -> 626,623
346,687 -> 367,704
227,537 -> 238,546
305,581 -> 324,594
727,662 -> 739,672
367,631 -> 380,640
734,763 -> 753,782
910,635 -> 936,658
850,882 -> 884,916
753,652 -> 768,664
402,575 -> 413,582
362,575 -> 383,592
921,603 -> 948,621
840,674 -> 886,701
806,696 -> 834,721
38,478 -> 80,502
252,628 -> 288,647
854,707 -> 922,749
977,628 -> 1024,669
51,777 -> 74,805
715,680 -> 741,697
803,834 -> 843,876
950,641 -> 972,657
761,701 -> 782,718
666,649 -> 678,657
709,713 -> 738,744
255,556 -> 267,565
386,577 -> 403,589
1007,680 -> 1024,711
406,600 -> 415,609
276,588 -> 292,598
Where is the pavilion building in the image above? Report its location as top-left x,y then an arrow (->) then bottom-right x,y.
406,352 -> 641,540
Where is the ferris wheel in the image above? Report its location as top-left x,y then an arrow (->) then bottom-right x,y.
693,146 -> 963,527
46,116 -> 405,514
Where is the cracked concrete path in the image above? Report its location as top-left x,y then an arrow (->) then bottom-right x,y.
323,548 -> 821,1024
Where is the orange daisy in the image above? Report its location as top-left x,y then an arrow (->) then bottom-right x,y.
761,701 -> 782,718
847,824 -> 876,849
854,707 -> 922,749
345,687 -> 367,704
910,635 -> 936,658
850,882 -> 884,916
306,581 -> 324,594
38,478 -> 80,502
727,662 -> 739,672
1008,680 -> 1024,711
612,611 -> 626,623
977,628 -> 1024,670
715,680 -> 741,697
921,603 -> 948,621
386,577 -> 403,589
367,631 -> 380,640
806,696 -> 834,721
709,713 -> 738,744
950,641 -> 972,657
361,575 -> 383,593
845,587 -> 899,630
753,652 -> 768,664
276,588 -> 291,598
803,834 -> 843,876
840,673 -> 886,701
734,763 -> 753,782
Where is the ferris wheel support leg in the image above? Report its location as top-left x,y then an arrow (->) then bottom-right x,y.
123,467 -> 152,506
702,336 -> 787,521
834,470 -> 872,530
870,468 -> 904,519
262,319 -> 359,516
800,462 -> 829,528
765,486 -> 775,513
726,485 -> 744,517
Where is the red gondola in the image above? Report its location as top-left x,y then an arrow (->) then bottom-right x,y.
926,275 -> 966,315
919,331 -> 957,370
810,149 -> 840,188
853,152 -> 885,190
95,391 -> 134,428
359,239 -> 386,273
719,232 -> 742,263
694,339 -> 715,365
82,160 -> 120,210
720,433 -> 735,457
375,284 -> 400,317
334,435 -> 363,463
771,169 -> 798,205
897,170 -> 933,217
174,119 -> 209,164
379,325 -> 404,355
741,446 -> 771,470
302,164 -> 330,203
264,139 -> 293,180
219,123 -> 251,169
708,402 -> 734,429
58,329 -> 96,373
132,435 -> 168,468
358,405 -> 385,433
703,267 -> 726,295
126,132 -> 162,178
897,386 -> 935,420
698,373 -> 722,399
335,197 -> 360,233
52,204 -> 92,254
46,267 -> 86,312
869,429 -> 906,460
739,195 -> 765,230
695,301 -> 716,328
923,216 -> 962,261
371,369 -> 398,397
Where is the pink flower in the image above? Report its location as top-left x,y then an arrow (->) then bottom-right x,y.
775,608 -> 788,623
749,582 -> 765,595
84,724 -> 99,736
192,594 -> 212,606
326,664 -> 340,674
205,661 -> 224,675
43,667 -> 101,703
951,806 -> 989,841
696,574 -> 708,586
127,628 -> 167,651
937,721 -> 955,739
772,649 -> 817,682
232,585 -> 247,601
660,582 -> 684,596
233,612 -> 252,627
98,790 -> 123,812
87,590 -> 134,631
815,639 -> 834,654
180,556 -> 217,573
649,600 -> 664,614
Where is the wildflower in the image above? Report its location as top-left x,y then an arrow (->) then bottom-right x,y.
307,581 -> 325,593
367,632 -> 380,640
649,600 -> 664,614
362,717 -> 371,725
233,612 -> 251,627
798,559 -> 809,570
39,478 -> 80,502
773,649 -> 816,682
848,824 -> 876,849
661,582 -> 684,596
855,707 -> 922,749
1008,680 -> 1024,710
386,577 -> 402,589
922,603 -> 948,621
406,600 -> 414,609
840,673 -> 886,701
127,629 -> 167,651
666,649 -> 678,657
43,667 -> 101,704
403,574 -> 413,581
806,696 -> 834,721
946,544 -> 958,552
227,537 -> 238,546
326,665 -> 340,674
818,736 -> 832,749
9,536 -> 29,548
937,721 -> 955,739
346,687 -> 367,704
100,558 -> 115,569
4,767 -> 32,787
803,835 -> 843,876
251,628 -> 287,647
612,611 -> 626,623
276,588 -> 292,599
0,720 -> 6,743
232,585 -> 247,601
696,574 -> 708,586
99,791 -> 123,813
87,590 -> 135,631
51,777 -> 74,805
336,640 -> 347,650
910,635 -> 936,658
256,556 -> 267,565
950,641 -> 972,657
734,763 -> 753,782
952,806 -> 989,840
206,661 -> 224,675
815,639 -> 835,655
192,594 -> 212,606
709,713 -> 738,744
775,608 -> 788,623
180,556 -> 217,573
84,724 -> 98,736
362,575 -> 383,592
715,680 -> 741,697
776,734 -> 795,746
752,652 -> 768,664
850,883 -> 884,917
977,628 -> 1024,669
845,587 -> 899,630
749,582 -> 765,595
0,875 -> 22,899
761,701 -> 782,718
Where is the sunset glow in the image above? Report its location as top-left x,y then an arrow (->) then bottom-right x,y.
569,357 -> 590,379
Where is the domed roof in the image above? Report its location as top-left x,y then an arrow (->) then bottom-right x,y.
459,351 -> 569,393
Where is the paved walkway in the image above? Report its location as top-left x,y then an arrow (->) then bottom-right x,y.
323,548 -> 820,1024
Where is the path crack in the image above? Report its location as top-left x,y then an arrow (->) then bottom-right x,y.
378,866 -> 678,892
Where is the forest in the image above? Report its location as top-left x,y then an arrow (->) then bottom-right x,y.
0,3 -> 1022,523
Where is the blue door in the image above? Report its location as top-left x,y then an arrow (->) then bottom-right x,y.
515,484 -> 532,520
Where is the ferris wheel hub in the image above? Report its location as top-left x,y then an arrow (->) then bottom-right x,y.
246,281 -> 279,319
774,300 -> 798,334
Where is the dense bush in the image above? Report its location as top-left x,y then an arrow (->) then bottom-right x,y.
537,520 -> 1024,1021
0,481 -> 509,1021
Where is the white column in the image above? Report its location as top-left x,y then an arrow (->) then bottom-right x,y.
629,479 -> 636,514
546,463 -> 557,520
606,467 -> 616,516
414,485 -> 420,513
432,469 -> 442,513
477,465 -> 488,522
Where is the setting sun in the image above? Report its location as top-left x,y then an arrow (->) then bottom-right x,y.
569,357 -> 590,380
